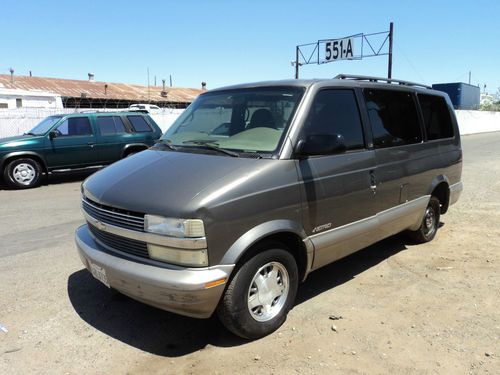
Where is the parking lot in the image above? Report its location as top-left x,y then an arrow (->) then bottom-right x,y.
0,132 -> 498,374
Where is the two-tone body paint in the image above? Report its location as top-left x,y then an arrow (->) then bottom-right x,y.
77,79 -> 463,318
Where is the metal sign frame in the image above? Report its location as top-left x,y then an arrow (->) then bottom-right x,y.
293,22 -> 394,79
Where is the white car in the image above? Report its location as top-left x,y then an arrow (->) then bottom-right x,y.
128,104 -> 161,113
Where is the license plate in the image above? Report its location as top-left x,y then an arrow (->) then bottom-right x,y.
89,262 -> 110,288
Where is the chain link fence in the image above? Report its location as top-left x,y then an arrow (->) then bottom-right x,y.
0,108 -> 184,138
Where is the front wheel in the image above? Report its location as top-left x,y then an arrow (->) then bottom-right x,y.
407,196 -> 441,243
217,246 -> 298,339
3,158 -> 43,189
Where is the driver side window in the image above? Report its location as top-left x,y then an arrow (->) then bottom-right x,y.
55,117 -> 93,136
302,89 -> 365,152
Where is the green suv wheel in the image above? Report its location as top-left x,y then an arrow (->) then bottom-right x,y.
4,158 -> 43,189
217,246 -> 298,339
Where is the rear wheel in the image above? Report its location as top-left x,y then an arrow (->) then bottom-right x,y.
3,158 -> 43,189
217,245 -> 298,339
407,196 -> 441,243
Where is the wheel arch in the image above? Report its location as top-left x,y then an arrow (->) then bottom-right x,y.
121,143 -> 149,158
220,220 -> 314,282
427,175 -> 450,214
1,151 -> 48,174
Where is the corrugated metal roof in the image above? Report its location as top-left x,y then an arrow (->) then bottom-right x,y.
0,74 -> 202,103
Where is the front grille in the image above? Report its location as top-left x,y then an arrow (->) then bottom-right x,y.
83,196 -> 149,259
88,222 -> 149,258
82,197 -> 145,231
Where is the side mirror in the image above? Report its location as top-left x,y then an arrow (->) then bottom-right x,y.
296,134 -> 346,157
49,130 -> 58,140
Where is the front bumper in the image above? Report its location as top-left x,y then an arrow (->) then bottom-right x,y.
75,224 -> 234,318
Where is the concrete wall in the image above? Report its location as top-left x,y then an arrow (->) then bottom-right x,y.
455,110 -> 500,135
0,108 -> 498,139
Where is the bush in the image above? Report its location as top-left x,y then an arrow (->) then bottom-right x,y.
480,102 -> 500,111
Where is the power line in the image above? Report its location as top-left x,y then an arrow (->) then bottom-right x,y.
394,41 -> 427,84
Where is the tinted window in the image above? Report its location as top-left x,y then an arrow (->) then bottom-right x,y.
364,89 -> 422,148
56,117 -> 92,136
97,116 -> 127,135
418,94 -> 454,140
113,116 -> 126,133
302,89 -> 365,151
128,115 -> 151,132
97,117 -> 115,135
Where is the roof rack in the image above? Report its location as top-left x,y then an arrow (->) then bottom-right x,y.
77,109 -> 149,114
334,74 -> 432,89
78,110 -> 112,114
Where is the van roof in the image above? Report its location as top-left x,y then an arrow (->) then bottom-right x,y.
211,75 -> 440,96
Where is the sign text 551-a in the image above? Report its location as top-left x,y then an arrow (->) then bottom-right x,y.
324,37 -> 354,62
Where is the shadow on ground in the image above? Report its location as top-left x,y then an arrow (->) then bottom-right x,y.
67,233 -> 410,357
0,170 -> 94,191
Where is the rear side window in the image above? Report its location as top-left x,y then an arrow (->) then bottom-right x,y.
364,89 -> 422,148
302,89 -> 365,151
56,117 -> 93,136
127,115 -> 151,132
97,116 -> 127,135
418,94 -> 454,140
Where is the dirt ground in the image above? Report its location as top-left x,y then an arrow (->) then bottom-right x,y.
0,133 -> 498,375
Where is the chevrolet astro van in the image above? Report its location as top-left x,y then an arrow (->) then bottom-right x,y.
75,75 -> 463,339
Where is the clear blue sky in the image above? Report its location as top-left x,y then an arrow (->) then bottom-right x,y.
2,0 -> 499,92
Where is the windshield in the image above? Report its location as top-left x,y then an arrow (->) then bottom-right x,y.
27,116 -> 63,135
162,87 -> 305,156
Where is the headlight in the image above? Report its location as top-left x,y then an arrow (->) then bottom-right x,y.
144,215 -> 205,238
148,244 -> 208,267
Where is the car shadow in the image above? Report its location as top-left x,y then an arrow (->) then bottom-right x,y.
295,233 -> 408,305
46,170 -> 96,185
67,232 -> 412,357
0,170 -> 96,191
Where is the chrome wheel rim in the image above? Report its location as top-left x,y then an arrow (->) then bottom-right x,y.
423,206 -> 436,237
12,163 -> 36,185
247,261 -> 289,322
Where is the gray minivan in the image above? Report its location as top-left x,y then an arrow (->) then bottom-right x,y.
75,75 -> 463,339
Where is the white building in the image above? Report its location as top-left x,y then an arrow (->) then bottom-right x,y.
0,87 -> 63,109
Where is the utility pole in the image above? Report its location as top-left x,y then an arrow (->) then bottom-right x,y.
468,71 -> 471,85
295,46 -> 299,79
387,22 -> 394,79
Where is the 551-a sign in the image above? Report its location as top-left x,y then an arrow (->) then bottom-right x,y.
324,37 -> 354,62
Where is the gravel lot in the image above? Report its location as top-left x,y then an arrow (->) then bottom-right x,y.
0,133 -> 498,374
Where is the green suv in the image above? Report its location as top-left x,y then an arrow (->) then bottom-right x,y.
0,111 -> 162,188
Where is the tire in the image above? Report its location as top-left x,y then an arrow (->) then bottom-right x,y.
3,158 -> 43,189
407,196 -> 441,243
217,245 -> 299,339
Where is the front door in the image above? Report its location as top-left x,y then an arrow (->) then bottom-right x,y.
295,89 -> 378,269
44,116 -> 98,169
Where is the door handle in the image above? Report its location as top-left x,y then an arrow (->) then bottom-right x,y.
87,142 -> 95,148
369,171 -> 377,195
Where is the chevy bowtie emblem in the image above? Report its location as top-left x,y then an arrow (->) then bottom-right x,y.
95,220 -> 106,231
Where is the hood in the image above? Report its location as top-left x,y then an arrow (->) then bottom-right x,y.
0,135 -> 45,150
82,149 -> 260,217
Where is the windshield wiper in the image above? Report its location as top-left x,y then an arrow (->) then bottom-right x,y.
154,139 -> 177,151
182,140 -> 239,157
24,132 -> 36,136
